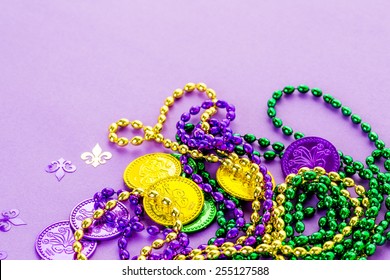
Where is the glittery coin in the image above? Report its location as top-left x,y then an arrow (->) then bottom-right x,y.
35,220 -> 97,260
281,136 -> 340,177
123,153 -> 182,189
182,194 -> 216,233
143,176 -> 204,226
216,160 -> 260,201
69,198 -> 129,240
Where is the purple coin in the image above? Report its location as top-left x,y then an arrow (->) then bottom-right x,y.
35,220 -> 97,260
281,136 -> 340,177
70,198 -> 129,240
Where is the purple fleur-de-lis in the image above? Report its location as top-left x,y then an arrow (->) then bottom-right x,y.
0,209 -> 27,232
45,158 -> 76,181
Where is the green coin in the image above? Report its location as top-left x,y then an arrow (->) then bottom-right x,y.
182,194 -> 217,233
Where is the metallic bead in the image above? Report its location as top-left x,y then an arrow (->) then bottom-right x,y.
297,167 -> 310,174
137,255 -> 146,260
178,145 -> 189,154
223,247 -> 236,257
250,212 -> 260,223
240,246 -> 254,256
275,218 -> 285,231
201,122 -> 210,131
323,241 -> 334,250
278,206 -> 285,216
196,83 -> 207,92
173,220 -> 182,232
205,245 -> 218,252
165,232 -> 178,242
160,105 -> 169,114
277,183 -> 287,193
252,200 -> 261,211
173,88 -> 184,98
189,249 -> 202,257
262,234 -> 272,244
93,209 -> 105,219
206,250 -> 220,260
153,123 -> 163,133
76,253 -> 87,260
343,177 -> 355,187
193,255 -> 205,260
256,244 -> 271,253
221,242 -> 234,250
158,114 -> 167,124
118,191 -> 130,201
236,236 -> 247,245
254,187 -> 262,199
271,240 -> 282,250
340,189 -> 350,198
131,120 -> 143,129
273,208 -> 281,217
285,174 -> 295,184
350,198 -> 360,207
281,245 -> 293,255
117,137 -> 129,146
355,185 -> 366,196
108,132 -> 118,143
275,255 -> 285,260
355,207 -> 364,216
309,247 -> 322,255
329,172 -> 341,181
265,224 -> 273,233
74,229 -> 84,241
171,142 -> 179,151
81,218 -> 93,229
313,166 -> 326,175
130,136 -> 144,146
349,216 -> 359,227
155,133 -> 164,143
140,246 -> 152,256
184,83 -> 196,92
163,139 -> 172,148
109,123 -> 118,133
175,255 -> 186,260
152,239 -> 165,249
105,200 -> 117,211
362,197 -> 370,207
277,230 -> 287,241
246,225 -> 255,235
276,194 -> 286,205
206,88 -> 216,99
171,208 -> 180,217
72,241 -> 82,253
333,234 -> 344,243
294,247 -> 307,257
117,118 -> 130,127
164,97 -> 174,106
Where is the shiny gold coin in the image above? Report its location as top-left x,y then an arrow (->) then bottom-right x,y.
143,176 -> 204,226
216,161 -> 259,201
123,153 -> 182,189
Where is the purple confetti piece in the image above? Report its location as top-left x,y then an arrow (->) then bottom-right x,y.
45,158 -> 76,181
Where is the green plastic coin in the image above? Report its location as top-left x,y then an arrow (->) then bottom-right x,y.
182,194 -> 217,233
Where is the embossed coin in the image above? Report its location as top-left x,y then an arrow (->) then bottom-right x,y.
281,136 -> 340,177
35,220 -> 97,260
69,198 -> 129,240
123,153 -> 182,189
216,161 -> 259,201
182,194 -> 216,233
143,176 -> 204,226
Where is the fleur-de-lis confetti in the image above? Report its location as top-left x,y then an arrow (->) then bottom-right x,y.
81,144 -> 112,168
0,251 -> 7,260
0,209 -> 26,232
45,158 -> 76,181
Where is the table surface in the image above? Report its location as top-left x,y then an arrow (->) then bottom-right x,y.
1,0 -> 390,260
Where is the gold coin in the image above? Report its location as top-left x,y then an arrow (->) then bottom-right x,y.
143,176 -> 204,226
216,162 -> 258,201
123,153 -> 182,189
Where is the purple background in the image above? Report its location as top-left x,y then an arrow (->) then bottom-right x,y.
1,0 -> 390,260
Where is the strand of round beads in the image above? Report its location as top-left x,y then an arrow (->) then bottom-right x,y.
72,188 -> 184,260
